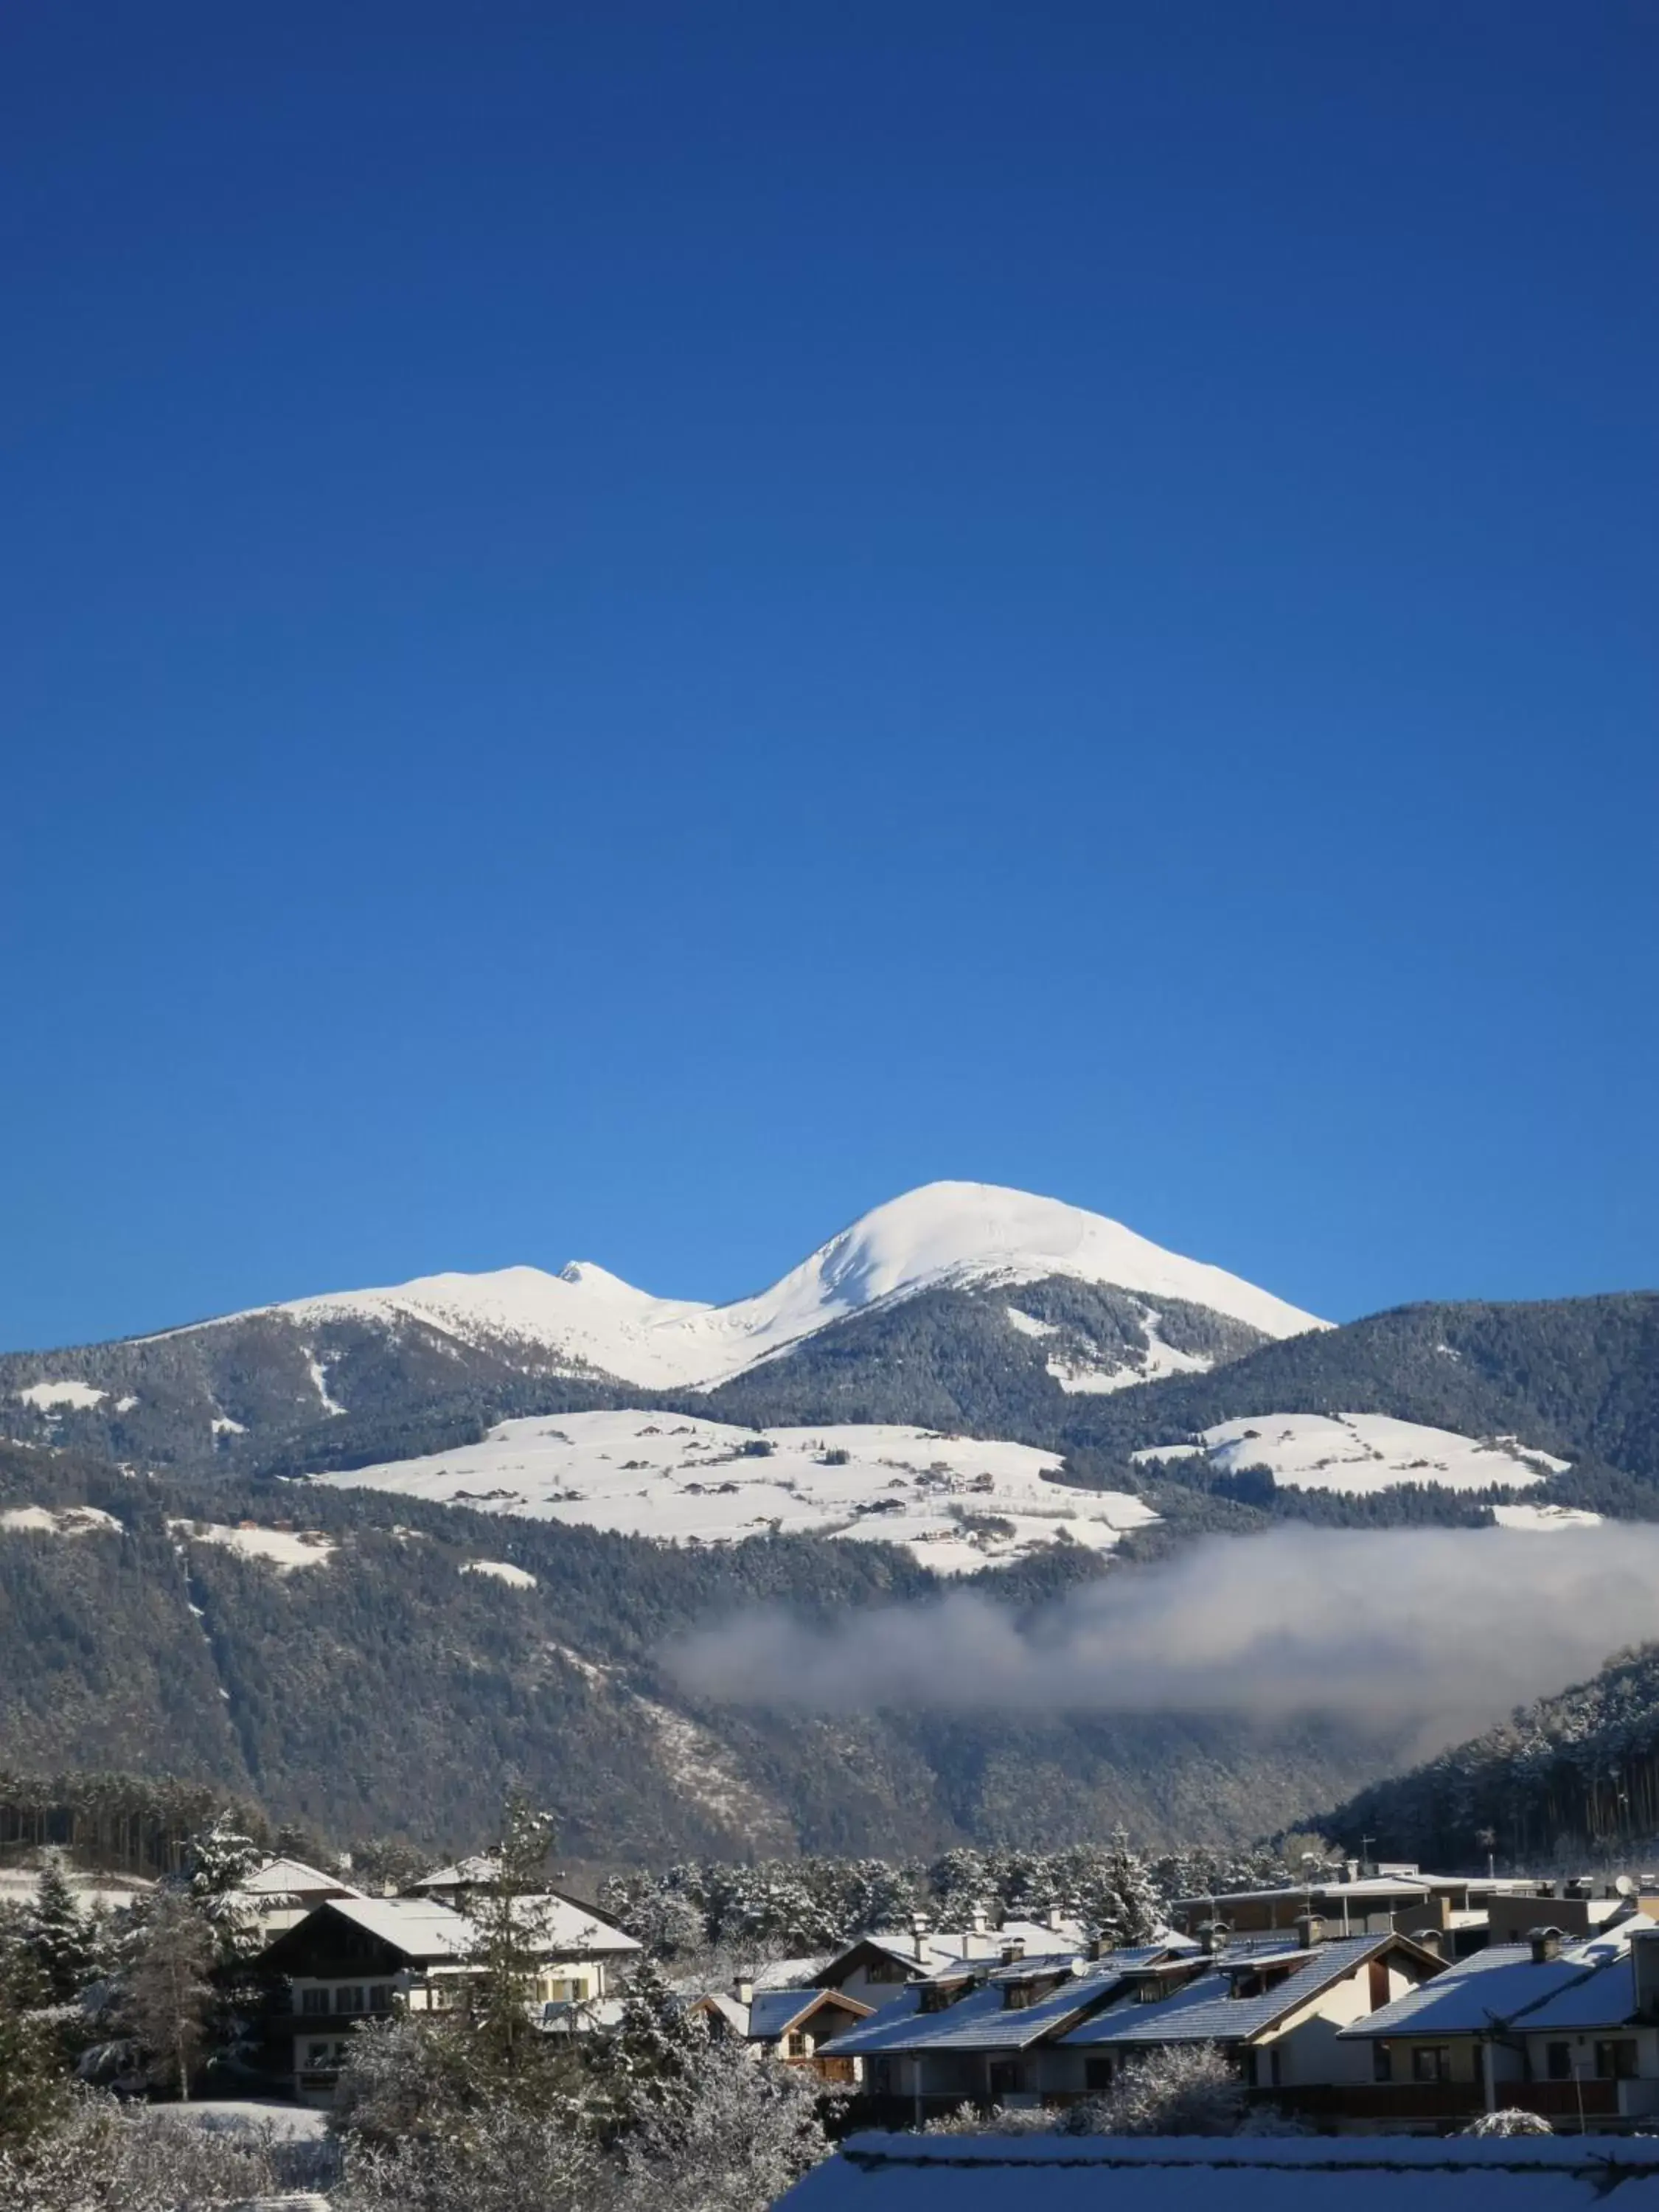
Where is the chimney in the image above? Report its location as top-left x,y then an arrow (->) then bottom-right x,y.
1001,1938 -> 1026,1967
1411,1927 -> 1444,1960
1197,1921 -> 1229,1958
1345,1859 -> 1360,1884
910,1912 -> 931,1965
1047,1902 -> 1065,1933
970,1905 -> 988,1936
1529,1927 -> 1564,1964
1088,1930 -> 1108,1963
734,1978 -> 754,2007
1632,1930 -> 1659,2022
1294,1912 -> 1325,1950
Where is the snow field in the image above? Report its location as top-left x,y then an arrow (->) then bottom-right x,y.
14,1380 -> 108,1411
1133,1412 -> 1569,1496
168,1520 -> 338,1571
311,1409 -> 1160,1573
0,1504 -> 122,1537
462,1559 -> 538,1588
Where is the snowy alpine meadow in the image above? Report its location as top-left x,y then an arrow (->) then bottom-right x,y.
310,1411 -> 1161,1573
308,1402 -> 1590,1575
1132,1413 -> 1571,1497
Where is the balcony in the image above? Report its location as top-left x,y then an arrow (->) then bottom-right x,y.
1262,2080 -> 1621,2125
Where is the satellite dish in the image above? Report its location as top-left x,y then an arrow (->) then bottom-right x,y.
1617,1876 -> 1635,1897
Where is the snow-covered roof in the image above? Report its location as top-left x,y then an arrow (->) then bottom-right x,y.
313,1897 -> 477,1961
821,1948 -> 1178,2060
1513,1955 -> 1638,2032
238,1857 -> 361,1899
775,2134 -> 1659,2212
1062,1933 -> 1385,2048
517,1894 -> 641,1956
281,1892 -> 636,1964
1340,1944 -> 1591,2038
414,1854 -> 497,1890
745,1987 -> 869,2042
1489,1920 -> 1659,2033
407,1866 -> 636,1955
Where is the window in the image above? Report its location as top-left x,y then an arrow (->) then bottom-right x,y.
1372,2044 -> 1393,2084
306,2041 -> 333,2065
787,2030 -> 809,2058
1596,2040 -> 1638,2081
1411,2047 -> 1453,2084
1546,2043 -> 1572,2081
336,1986 -> 365,2014
300,1988 -> 329,2017
369,1985 -> 393,2014
1084,2058 -> 1114,2093
866,1959 -> 904,1984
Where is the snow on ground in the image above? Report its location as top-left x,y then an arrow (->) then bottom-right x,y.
169,1519 -> 338,1571
462,1559 -> 538,1588
162,1181 -> 1324,1390
312,1409 -> 1160,1573
0,1865 -> 153,1912
13,1380 -> 108,1411
1492,1502 -> 1604,1531
306,1354 -> 346,1416
145,2098 -> 329,2140
211,1413 -> 246,1436
0,1504 -> 122,1537
1047,1307 -> 1215,1394
1133,1413 -> 1570,1496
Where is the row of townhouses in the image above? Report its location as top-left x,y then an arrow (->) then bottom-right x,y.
239,1851 -> 1659,2128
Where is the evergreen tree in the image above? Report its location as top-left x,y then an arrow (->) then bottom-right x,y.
1096,1827 -> 1165,1947
23,1855 -> 92,2003
599,1958 -> 707,2132
183,1813 -> 261,1963
460,1794 -> 557,2082
0,1930 -> 68,2151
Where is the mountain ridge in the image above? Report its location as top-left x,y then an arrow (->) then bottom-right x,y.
0,1183 -> 1319,1471
181,1180 -> 1326,1385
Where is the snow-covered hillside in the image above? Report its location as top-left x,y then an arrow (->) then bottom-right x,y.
208,1181 -> 1324,1391
312,1409 -> 1161,1574
1133,1413 -> 1570,1496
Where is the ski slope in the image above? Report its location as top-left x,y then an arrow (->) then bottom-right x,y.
311,1409 -> 1161,1575
185,1182 -> 1323,1391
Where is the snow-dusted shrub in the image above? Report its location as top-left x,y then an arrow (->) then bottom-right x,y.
335,2102 -> 604,2212
924,2103 -> 1057,2135
614,2035 -> 832,2212
1463,2109 -> 1554,2136
1063,2043 -> 1246,2136
0,2096 -> 285,2212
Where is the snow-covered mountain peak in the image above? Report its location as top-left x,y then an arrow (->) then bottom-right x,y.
186,1180 -> 1323,1392
555,1259 -> 684,1307
777,1181 -> 1324,1342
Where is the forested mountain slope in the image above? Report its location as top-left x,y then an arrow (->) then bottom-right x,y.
0,1442 -> 1398,1859
1326,1639 -> 1659,1869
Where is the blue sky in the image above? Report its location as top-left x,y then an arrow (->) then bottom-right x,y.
3,1 -> 1655,1350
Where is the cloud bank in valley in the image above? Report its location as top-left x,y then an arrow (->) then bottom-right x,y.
667,1526 -> 1659,1747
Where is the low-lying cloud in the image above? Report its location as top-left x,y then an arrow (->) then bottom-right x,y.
667,1526 -> 1659,1748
